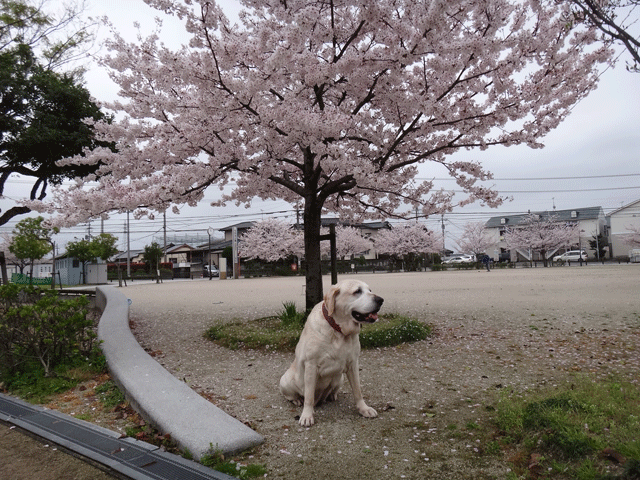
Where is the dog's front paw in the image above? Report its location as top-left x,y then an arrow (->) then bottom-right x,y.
299,412 -> 315,427
358,403 -> 378,418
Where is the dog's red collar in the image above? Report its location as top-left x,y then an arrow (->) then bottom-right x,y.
322,303 -> 343,334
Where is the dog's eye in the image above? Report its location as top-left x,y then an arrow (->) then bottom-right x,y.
353,288 -> 362,295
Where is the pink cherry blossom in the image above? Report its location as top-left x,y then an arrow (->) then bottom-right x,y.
374,223 -> 442,257
239,218 -> 303,262
455,222 -> 494,257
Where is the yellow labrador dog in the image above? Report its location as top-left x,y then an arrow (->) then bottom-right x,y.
280,279 -> 384,427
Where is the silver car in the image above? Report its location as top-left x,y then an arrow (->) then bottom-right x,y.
553,250 -> 588,262
203,264 -> 220,277
443,254 -> 475,264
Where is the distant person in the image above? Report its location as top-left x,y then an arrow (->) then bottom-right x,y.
482,255 -> 491,272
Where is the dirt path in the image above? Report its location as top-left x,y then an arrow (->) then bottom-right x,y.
125,265 -> 640,479
0,423 -> 115,480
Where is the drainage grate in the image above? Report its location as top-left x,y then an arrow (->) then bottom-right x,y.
0,393 -> 236,480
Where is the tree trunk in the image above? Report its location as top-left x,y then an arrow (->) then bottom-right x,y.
303,196 -> 323,310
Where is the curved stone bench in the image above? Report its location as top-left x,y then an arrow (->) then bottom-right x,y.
96,286 -> 264,459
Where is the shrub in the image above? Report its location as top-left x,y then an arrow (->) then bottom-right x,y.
278,301 -> 307,327
0,284 -> 97,379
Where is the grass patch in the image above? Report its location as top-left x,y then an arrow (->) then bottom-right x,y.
205,316 -> 302,351
201,447 -> 267,480
492,376 -> 640,479
204,304 -> 432,351
3,352 -> 105,403
95,380 -> 127,408
359,312 -> 431,348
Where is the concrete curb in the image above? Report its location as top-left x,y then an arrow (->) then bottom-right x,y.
96,286 -> 264,459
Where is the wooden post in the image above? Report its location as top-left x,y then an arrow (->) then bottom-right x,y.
320,224 -> 338,285
0,251 -> 8,285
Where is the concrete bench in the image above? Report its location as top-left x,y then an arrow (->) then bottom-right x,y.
95,286 -> 264,459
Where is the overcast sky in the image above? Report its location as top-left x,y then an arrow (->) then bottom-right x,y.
2,0 -> 639,252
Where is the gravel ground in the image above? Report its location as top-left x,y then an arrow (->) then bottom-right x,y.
124,265 -> 640,480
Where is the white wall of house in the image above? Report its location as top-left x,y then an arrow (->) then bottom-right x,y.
577,217 -> 606,259
609,199 -> 640,258
32,262 -> 53,279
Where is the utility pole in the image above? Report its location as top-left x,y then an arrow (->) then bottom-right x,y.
126,211 -> 131,277
441,214 -> 446,255
232,226 -> 239,279
163,211 -> 167,264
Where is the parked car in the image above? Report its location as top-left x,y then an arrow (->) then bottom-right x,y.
498,251 -> 511,262
553,250 -> 588,263
443,254 -> 475,264
203,264 -> 220,277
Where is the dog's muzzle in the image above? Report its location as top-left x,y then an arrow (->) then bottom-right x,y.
351,295 -> 384,323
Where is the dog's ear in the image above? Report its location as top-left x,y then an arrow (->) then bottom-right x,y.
324,284 -> 340,316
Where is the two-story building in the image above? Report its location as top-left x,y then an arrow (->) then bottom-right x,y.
485,206 -> 606,262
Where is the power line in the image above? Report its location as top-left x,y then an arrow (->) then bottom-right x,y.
417,173 -> 640,181
482,186 -> 640,194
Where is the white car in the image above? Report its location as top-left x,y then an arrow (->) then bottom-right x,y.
443,254 -> 475,264
553,250 -> 588,263
203,264 -> 220,277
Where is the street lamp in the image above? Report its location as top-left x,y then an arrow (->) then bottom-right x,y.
207,227 -> 215,280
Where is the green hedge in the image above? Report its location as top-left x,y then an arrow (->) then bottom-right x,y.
0,284 -> 96,379
10,273 -> 52,285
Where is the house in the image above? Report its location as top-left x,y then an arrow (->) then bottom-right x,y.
196,238 -> 230,272
31,261 -> 53,279
111,249 -> 145,265
54,255 -> 107,285
163,243 -> 200,278
484,206 -> 606,262
607,198 -> 640,259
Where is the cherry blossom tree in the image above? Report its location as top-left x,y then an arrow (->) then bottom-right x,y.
240,220 -> 372,263
621,224 -> 640,247
455,222 -> 494,261
504,214 -> 580,266
567,0 -> 640,71
375,223 -> 441,270
239,218 -> 303,262
330,226 -> 372,259
33,0 -> 612,308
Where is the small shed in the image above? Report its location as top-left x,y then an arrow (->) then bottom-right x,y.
55,256 -> 107,286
